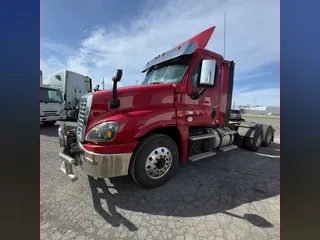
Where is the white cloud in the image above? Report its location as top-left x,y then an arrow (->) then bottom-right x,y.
41,0 -> 279,96
233,87 -> 280,107
41,40 -> 75,56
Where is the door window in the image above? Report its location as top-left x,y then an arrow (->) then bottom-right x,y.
191,61 -> 202,88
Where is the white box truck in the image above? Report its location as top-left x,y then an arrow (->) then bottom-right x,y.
40,85 -> 65,126
46,70 -> 93,120
40,70 -> 65,126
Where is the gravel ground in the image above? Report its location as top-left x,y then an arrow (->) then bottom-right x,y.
41,121 -> 280,240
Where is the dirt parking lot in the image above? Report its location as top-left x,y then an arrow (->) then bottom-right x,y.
41,120 -> 280,240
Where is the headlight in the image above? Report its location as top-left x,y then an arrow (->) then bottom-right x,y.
85,121 -> 119,142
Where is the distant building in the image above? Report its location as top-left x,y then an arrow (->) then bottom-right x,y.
266,106 -> 280,115
238,105 -> 280,115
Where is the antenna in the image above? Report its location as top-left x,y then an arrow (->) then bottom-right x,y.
223,13 -> 227,58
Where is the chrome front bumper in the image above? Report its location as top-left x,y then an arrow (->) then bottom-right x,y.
58,124 -> 132,182
78,143 -> 132,178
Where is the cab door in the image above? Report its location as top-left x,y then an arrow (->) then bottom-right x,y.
181,52 -> 222,126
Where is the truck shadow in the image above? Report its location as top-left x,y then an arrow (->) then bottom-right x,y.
88,176 -> 139,231
88,143 -> 279,230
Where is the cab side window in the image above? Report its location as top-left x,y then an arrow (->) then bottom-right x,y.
191,61 -> 202,88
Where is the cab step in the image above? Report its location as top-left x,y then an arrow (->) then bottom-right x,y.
188,151 -> 216,162
189,133 -> 216,141
218,145 -> 238,152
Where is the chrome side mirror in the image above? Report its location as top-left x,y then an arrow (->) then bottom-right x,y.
199,59 -> 217,86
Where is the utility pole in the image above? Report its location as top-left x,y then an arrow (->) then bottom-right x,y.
102,78 -> 105,90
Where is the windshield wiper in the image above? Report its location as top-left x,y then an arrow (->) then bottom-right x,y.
151,82 -> 163,84
40,100 -> 48,104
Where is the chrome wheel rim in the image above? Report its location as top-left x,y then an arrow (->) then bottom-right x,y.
145,147 -> 172,179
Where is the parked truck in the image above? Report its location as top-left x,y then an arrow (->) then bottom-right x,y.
58,26 -> 275,189
46,70 -> 93,121
40,85 -> 65,126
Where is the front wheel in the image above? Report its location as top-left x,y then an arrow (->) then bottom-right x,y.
130,134 -> 179,189
42,121 -> 56,126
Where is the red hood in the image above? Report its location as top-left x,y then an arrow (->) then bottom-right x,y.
86,84 -> 176,131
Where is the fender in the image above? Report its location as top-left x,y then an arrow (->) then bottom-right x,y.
236,121 -> 262,139
87,107 -> 177,145
236,121 -> 274,142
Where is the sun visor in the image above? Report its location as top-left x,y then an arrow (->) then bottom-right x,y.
142,42 -> 198,73
177,26 -> 215,49
141,26 -> 216,73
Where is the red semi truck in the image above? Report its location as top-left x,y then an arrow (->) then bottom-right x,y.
58,26 -> 275,189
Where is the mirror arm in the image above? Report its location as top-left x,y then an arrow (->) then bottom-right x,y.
110,81 -> 120,109
191,86 -> 208,100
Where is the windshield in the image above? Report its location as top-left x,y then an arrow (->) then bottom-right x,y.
141,55 -> 192,85
40,87 -> 63,104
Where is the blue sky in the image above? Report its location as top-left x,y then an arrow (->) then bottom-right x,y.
41,0 -> 279,107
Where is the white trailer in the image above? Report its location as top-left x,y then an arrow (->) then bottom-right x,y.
46,70 -> 92,120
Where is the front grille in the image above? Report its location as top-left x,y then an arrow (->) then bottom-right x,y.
43,111 -> 59,116
77,93 -> 92,142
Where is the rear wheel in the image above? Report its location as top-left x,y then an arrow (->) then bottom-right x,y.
245,127 -> 263,151
262,126 -> 274,147
42,121 -> 56,126
130,134 -> 179,189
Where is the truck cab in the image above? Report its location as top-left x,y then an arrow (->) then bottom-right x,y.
58,26 -> 275,188
40,86 -> 65,126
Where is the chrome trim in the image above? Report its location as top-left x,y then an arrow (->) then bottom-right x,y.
59,147 -> 78,182
77,93 -> 92,142
142,42 -> 198,72
78,143 -> 132,178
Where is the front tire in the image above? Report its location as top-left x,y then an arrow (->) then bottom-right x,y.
42,121 -> 56,126
130,134 -> 179,189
